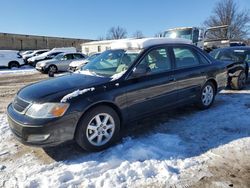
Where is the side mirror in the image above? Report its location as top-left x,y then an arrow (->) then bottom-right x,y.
131,65 -> 149,78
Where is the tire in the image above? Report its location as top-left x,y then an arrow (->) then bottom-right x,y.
75,105 -> 121,151
197,81 -> 215,110
32,61 -> 37,67
47,65 -> 58,73
230,70 -> 246,90
8,61 -> 20,69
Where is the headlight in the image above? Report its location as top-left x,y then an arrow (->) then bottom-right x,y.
25,103 -> 69,118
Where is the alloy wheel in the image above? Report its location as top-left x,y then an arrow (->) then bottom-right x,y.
86,113 -> 115,146
202,85 -> 214,106
238,72 -> 246,89
49,65 -> 57,72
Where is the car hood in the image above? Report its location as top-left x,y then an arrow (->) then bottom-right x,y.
29,54 -> 46,61
18,73 -> 110,103
37,59 -> 57,66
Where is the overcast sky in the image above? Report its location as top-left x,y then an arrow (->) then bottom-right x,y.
0,0 -> 249,39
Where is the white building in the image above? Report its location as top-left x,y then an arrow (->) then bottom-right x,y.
81,39 -> 129,55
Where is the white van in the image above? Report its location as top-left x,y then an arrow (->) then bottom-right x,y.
0,50 -> 25,69
27,47 -> 76,66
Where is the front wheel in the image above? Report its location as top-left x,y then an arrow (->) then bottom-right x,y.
197,82 -> 215,110
8,61 -> 19,69
75,106 -> 121,151
230,71 -> 246,90
47,65 -> 58,73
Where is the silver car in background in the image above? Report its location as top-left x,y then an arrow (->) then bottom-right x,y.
68,52 -> 101,72
36,52 -> 87,73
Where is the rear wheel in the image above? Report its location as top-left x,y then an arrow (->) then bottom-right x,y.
8,61 -> 19,69
230,70 -> 246,90
75,106 -> 121,151
197,81 -> 215,110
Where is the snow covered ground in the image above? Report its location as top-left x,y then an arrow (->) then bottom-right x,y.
0,65 -> 37,75
0,88 -> 250,187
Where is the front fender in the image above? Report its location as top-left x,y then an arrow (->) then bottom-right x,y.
227,62 -> 246,77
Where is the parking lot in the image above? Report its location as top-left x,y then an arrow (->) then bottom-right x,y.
0,69 -> 249,187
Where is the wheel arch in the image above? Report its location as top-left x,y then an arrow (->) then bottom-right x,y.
206,78 -> 218,94
8,61 -> 20,68
46,64 -> 58,72
74,101 -> 124,137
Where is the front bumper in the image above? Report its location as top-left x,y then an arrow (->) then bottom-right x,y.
7,103 -> 80,147
36,66 -> 45,72
68,66 -> 77,72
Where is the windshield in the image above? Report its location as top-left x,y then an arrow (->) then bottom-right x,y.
54,53 -> 64,60
205,27 -> 229,41
164,29 -> 192,40
81,49 -> 141,77
211,48 -> 248,62
88,53 -> 100,61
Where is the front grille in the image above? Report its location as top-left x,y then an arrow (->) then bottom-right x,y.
12,96 -> 30,113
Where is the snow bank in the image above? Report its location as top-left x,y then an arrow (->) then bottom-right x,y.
61,87 -> 95,103
0,65 -> 36,75
110,70 -> 126,81
0,90 -> 250,187
75,70 -> 104,78
111,38 -> 192,50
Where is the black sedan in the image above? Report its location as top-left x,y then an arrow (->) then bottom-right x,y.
209,46 -> 250,90
7,38 -> 228,151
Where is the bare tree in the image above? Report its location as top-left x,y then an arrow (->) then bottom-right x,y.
132,30 -> 144,39
97,36 -> 105,41
154,32 -> 164,38
106,26 -> 127,40
204,0 -> 250,40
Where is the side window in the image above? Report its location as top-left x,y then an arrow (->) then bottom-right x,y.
65,54 -> 74,60
50,52 -> 61,58
73,54 -> 84,59
218,49 -> 234,61
209,49 -> 220,59
173,47 -> 200,68
246,53 -> 250,63
138,48 -> 171,75
198,53 -> 210,65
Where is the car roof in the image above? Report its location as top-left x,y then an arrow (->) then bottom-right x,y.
60,52 -> 82,55
110,37 -> 192,50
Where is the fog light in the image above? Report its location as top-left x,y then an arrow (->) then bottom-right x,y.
27,134 -> 50,142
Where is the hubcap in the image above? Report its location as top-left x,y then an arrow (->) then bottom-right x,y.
202,85 -> 214,106
49,66 -> 56,72
86,113 -> 115,146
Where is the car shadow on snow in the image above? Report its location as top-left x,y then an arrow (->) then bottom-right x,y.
43,86 -> 250,164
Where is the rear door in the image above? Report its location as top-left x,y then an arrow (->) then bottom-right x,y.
124,46 -> 178,120
171,46 -> 210,102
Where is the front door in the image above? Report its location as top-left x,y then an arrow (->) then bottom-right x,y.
124,47 -> 178,120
